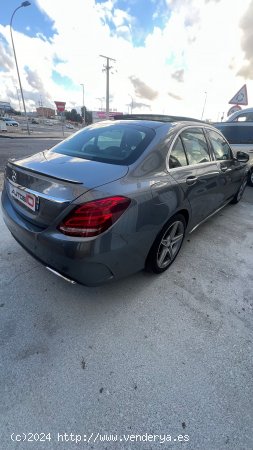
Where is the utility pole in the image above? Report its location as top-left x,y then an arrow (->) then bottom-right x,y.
80,83 -> 85,126
99,55 -> 116,119
129,94 -> 134,114
39,95 -> 45,121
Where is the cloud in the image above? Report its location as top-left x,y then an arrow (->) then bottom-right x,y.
171,69 -> 184,83
0,0 -> 252,120
168,92 -> 182,100
0,34 -> 14,71
132,101 -> 151,109
0,49 -> 14,72
237,0 -> 253,79
129,76 -> 158,100
25,67 -> 50,98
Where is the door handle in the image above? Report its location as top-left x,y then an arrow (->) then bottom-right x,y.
186,176 -> 198,185
220,166 -> 228,172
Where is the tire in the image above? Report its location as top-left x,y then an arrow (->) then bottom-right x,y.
248,168 -> 253,187
231,176 -> 248,204
145,214 -> 186,274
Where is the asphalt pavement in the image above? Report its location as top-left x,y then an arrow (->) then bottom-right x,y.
0,136 -> 253,450
0,137 -> 62,190
0,197 -> 253,449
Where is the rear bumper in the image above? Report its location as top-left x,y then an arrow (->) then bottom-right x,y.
1,188 -> 151,286
1,189 -> 117,286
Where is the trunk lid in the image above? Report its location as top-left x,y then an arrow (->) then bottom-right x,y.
5,151 -> 128,228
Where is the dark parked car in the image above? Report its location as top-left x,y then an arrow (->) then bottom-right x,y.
1,115 -> 249,286
213,121 -> 253,186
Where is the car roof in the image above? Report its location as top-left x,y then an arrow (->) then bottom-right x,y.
226,107 -> 253,122
110,114 -> 209,131
114,113 -> 206,123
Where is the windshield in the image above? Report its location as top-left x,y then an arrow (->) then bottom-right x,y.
50,123 -> 155,165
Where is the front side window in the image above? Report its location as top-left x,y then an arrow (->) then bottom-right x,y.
51,124 -> 155,165
207,130 -> 233,160
180,128 -> 211,165
169,137 -> 188,168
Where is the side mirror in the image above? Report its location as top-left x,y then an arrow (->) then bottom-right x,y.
236,151 -> 249,163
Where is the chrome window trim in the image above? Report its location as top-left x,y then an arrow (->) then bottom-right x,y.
167,161 -> 219,173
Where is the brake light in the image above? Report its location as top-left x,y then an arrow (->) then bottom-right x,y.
58,196 -> 131,237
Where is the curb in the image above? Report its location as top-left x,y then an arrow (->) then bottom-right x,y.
0,134 -> 65,139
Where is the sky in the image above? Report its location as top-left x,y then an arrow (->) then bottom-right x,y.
1,0 -> 253,120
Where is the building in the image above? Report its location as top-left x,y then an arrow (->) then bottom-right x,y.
0,101 -> 12,116
36,107 -> 55,118
91,111 -> 123,123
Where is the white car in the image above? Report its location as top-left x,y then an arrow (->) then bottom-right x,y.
65,123 -> 74,129
0,118 -> 7,131
226,107 -> 253,122
2,117 -> 19,127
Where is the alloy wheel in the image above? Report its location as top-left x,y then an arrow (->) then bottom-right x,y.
156,220 -> 184,269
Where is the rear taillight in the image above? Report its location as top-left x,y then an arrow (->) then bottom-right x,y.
58,196 -> 131,237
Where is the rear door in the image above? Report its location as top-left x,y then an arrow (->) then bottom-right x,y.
168,127 -> 222,226
205,128 -> 242,200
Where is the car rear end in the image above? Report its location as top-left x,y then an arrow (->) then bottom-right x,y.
1,122 -> 161,285
2,158 -> 133,285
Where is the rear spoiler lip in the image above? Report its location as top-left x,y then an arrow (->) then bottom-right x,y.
7,160 -> 83,185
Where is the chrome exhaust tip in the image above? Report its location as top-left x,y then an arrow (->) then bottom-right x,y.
46,266 -> 76,284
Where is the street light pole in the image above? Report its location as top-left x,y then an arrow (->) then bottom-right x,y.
10,1 -> 31,135
80,83 -> 85,126
99,55 -> 116,119
96,97 -> 103,111
129,94 -> 134,114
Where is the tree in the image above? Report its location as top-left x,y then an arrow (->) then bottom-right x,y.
64,108 -> 82,123
10,108 -> 21,116
81,106 -> 93,125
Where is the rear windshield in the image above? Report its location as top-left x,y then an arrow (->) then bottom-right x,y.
51,123 -> 155,165
214,124 -> 253,144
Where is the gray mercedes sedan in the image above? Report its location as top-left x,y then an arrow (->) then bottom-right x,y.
1,115 -> 249,286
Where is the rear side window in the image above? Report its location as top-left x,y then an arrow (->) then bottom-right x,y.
207,130 -> 233,160
51,124 -> 155,165
181,128 -> 211,165
169,137 -> 188,168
